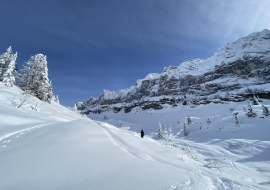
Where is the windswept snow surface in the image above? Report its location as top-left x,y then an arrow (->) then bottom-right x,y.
0,83 -> 270,189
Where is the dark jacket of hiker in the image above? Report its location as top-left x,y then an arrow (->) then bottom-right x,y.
141,130 -> 144,138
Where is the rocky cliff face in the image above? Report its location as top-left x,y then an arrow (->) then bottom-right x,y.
78,29 -> 270,113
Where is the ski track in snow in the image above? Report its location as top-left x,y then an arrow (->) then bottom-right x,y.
229,160 -> 256,183
186,143 -> 256,182
0,122 -> 59,145
168,171 -> 260,190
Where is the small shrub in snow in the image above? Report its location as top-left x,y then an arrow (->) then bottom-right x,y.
7,95 -> 17,107
190,104 -> 197,108
163,125 -> 181,150
205,157 -> 228,173
246,101 -> 257,117
181,145 -> 198,161
229,108 -> 235,112
206,118 -> 211,125
187,115 -> 192,125
103,115 -> 109,120
15,91 -> 33,108
262,105 -> 270,116
184,123 -> 190,136
228,141 -> 245,149
116,123 -> 122,128
35,102 -> 40,111
234,112 -> 240,126
54,95 -> 59,103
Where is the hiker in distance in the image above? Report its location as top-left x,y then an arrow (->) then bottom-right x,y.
141,130 -> 144,138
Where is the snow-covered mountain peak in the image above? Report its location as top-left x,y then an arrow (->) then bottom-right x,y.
101,89 -> 114,96
81,29 -> 270,108
165,29 -> 270,77
212,29 -> 270,63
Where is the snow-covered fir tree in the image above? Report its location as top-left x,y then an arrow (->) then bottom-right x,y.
18,54 -> 53,103
184,122 -> 190,136
187,115 -> 192,125
262,105 -> 270,116
253,95 -> 260,105
256,95 -> 261,102
2,52 -> 17,87
157,123 -> 166,139
0,46 -> 12,78
54,95 -> 59,104
246,101 -> 257,117
0,46 -> 18,87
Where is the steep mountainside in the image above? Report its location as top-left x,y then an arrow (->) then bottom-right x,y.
79,29 -> 270,114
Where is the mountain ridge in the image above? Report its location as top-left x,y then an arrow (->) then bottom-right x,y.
79,29 -> 270,113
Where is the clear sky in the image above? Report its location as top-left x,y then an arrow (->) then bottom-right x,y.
1,0 -> 269,107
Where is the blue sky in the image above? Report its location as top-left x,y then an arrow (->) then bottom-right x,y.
1,0 -> 269,107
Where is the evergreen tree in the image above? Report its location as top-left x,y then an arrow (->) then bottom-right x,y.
18,54 -> 53,103
0,46 -> 18,86
0,46 -> 12,78
246,101 -> 257,117
2,52 -> 17,87
187,115 -> 192,125
157,123 -> 167,139
184,122 -> 190,136
253,95 -> 260,105
262,105 -> 270,116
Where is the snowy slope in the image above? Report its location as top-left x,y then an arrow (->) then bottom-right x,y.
87,98 -> 270,189
1,83 -> 270,189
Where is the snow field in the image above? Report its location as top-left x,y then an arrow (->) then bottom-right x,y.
0,83 -> 270,189
88,100 -> 270,189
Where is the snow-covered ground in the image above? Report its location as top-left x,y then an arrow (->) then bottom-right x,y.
1,83 -> 270,189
